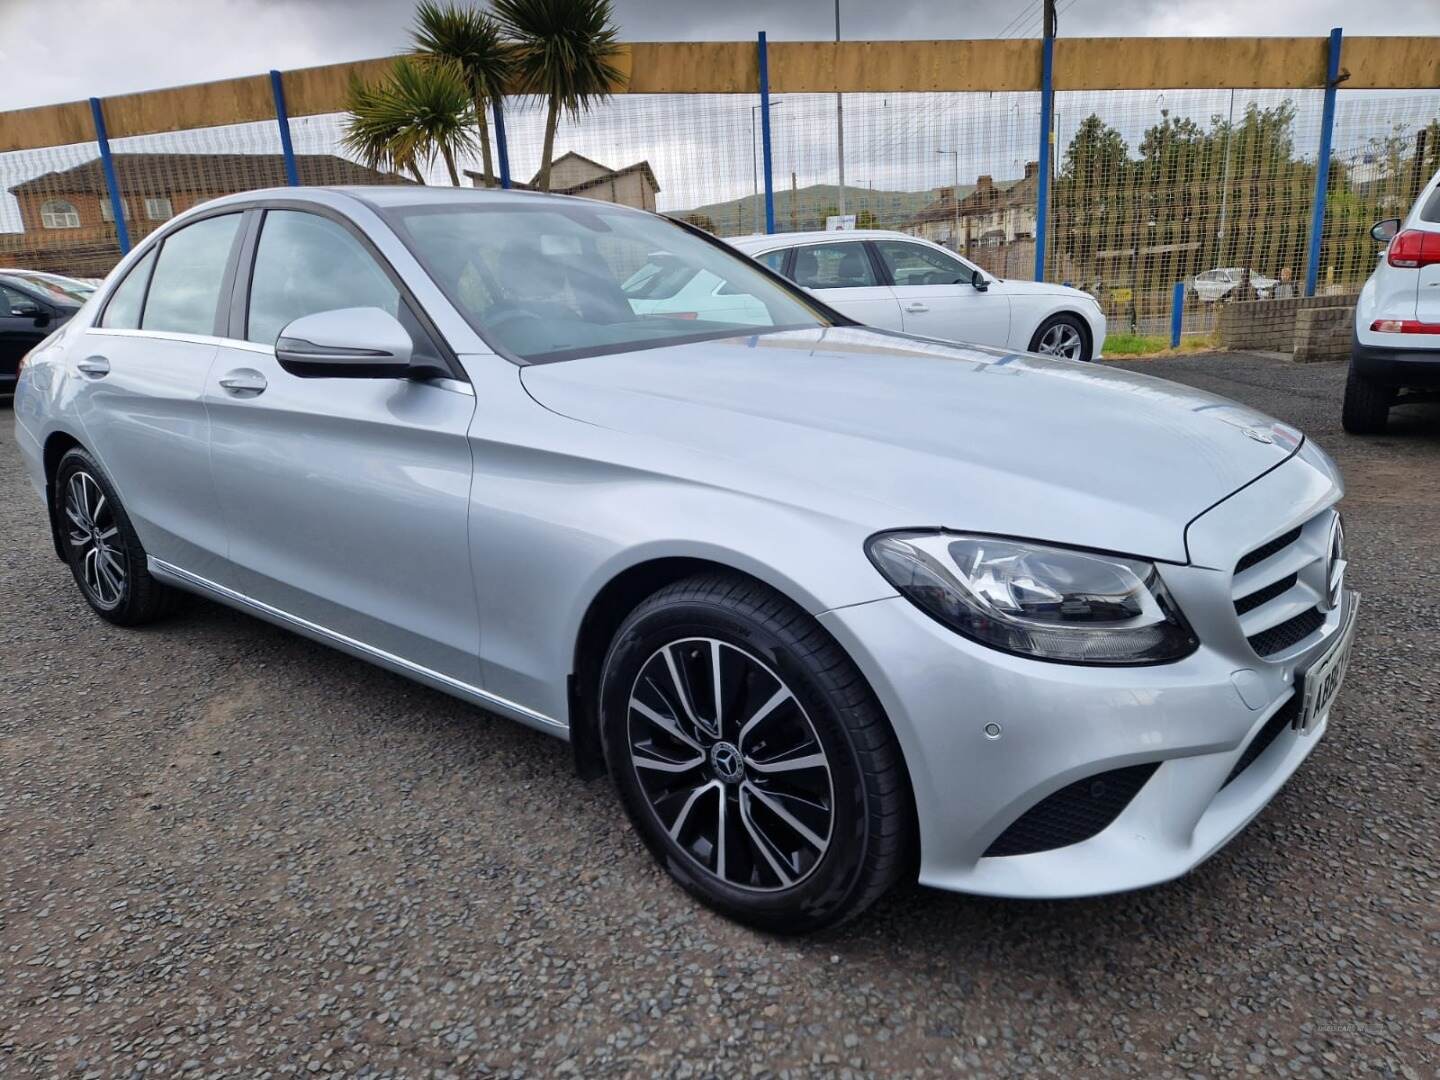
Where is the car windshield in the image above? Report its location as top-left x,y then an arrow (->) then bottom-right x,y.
389,202 -> 832,363
5,273 -> 91,304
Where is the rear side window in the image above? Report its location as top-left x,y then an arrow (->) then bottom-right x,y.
790,243 -> 878,289
756,249 -> 788,274
1421,185 -> 1440,224
141,214 -> 241,335
100,248 -> 157,329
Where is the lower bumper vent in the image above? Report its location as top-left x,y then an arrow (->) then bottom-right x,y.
983,763 -> 1160,857
1221,694 -> 1301,789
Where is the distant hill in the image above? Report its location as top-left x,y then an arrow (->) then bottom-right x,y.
671,183 -> 964,236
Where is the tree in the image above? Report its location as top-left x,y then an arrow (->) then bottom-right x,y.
492,0 -> 622,192
411,1 -> 512,188
343,57 -> 479,186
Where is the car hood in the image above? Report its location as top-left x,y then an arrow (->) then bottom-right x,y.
992,278 -> 1093,301
519,327 -> 1301,563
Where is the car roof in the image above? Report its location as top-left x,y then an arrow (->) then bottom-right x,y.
728,229 -> 919,251
189,184 -> 651,216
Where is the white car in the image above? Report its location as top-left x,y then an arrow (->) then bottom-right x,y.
1192,268 -> 1278,303
728,230 -> 1106,362
1344,165 -> 1440,433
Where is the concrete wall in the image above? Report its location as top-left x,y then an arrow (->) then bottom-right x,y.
1217,292 -> 1360,354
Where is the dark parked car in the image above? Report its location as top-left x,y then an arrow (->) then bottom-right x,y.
1,273 -> 83,394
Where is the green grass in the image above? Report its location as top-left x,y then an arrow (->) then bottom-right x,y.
1103,333 -> 1216,357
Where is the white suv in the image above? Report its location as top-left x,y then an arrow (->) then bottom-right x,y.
1345,166 -> 1440,433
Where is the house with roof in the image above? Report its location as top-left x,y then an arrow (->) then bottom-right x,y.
465,151 -> 660,210
8,152 -> 408,240
904,163 -> 1040,252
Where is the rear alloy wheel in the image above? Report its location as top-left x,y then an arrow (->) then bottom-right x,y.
1340,365 -> 1393,434
600,573 -> 912,933
1029,313 -> 1090,361
54,448 -> 176,626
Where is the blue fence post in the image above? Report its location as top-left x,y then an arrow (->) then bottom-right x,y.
492,98 -> 512,189
88,97 -> 130,255
1033,25 -> 1055,281
1305,27 -> 1343,298
758,31 -> 776,234
269,70 -> 300,186
1171,281 -> 1185,349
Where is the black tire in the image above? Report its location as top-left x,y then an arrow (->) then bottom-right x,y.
53,448 -> 177,626
1341,365 -> 1393,434
1028,312 -> 1092,362
599,572 -> 913,934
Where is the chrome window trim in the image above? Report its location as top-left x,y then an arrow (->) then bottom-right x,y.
148,558 -> 564,734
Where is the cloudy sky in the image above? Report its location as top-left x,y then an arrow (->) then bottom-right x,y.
3,0 -> 1440,110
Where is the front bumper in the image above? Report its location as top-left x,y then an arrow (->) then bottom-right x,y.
819,448 -> 1350,899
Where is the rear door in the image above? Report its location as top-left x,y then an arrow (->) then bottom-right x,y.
871,239 -> 1011,347
202,206 -> 481,686
782,240 -> 905,330
74,213 -> 241,576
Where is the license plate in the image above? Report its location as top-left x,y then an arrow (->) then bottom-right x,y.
1295,593 -> 1359,734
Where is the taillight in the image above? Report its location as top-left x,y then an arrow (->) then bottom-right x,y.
1386,229 -> 1440,269
1371,318 -> 1440,334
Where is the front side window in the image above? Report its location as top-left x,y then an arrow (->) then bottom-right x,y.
40,199 -> 81,229
246,211 -> 401,346
390,202 -> 828,363
101,248 -> 158,330
141,213 -> 241,336
789,243 -> 878,290
874,240 -> 975,287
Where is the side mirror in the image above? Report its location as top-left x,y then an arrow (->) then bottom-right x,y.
32,311 -> 52,328
1370,218 -> 1401,243
275,307 -> 414,379
972,276 -> 989,292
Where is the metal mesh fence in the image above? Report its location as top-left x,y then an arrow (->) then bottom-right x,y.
0,74 -> 1436,348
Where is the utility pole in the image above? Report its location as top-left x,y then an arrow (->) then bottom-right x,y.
835,0 -> 846,217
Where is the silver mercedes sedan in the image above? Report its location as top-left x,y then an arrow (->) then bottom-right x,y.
13,187 -> 1358,932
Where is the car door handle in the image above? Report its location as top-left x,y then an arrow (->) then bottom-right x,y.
76,355 -> 110,377
218,369 -> 267,396
905,302 -> 929,313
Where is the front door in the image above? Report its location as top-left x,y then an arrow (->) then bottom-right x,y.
0,285 -> 55,384
871,239 -> 1012,348
203,207 -> 481,686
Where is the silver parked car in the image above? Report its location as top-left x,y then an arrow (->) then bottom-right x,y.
14,188 -> 1359,932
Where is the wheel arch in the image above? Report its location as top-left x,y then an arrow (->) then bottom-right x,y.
1027,306 -> 1094,359
42,429 -> 86,562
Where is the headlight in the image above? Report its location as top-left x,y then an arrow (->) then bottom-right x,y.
866,531 -> 1198,665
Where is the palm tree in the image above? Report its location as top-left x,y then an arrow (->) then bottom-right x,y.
411,1 -> 512,188
492,0 -> 622,192
342,57 -> 478,186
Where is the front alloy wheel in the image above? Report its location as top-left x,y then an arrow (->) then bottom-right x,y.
626,637 -> 835,891
601,572 -> 913,933
1030,313 -> 1090,361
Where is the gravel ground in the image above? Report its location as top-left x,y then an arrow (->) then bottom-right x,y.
1,353 -> 1437,1079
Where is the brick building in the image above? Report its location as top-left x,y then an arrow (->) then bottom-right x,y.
466,152 -> 660,210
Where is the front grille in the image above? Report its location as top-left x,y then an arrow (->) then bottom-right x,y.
1222,694 -> 1301,788
983,763 -> 1159,857
1248,607 -> 1325,656
1235,526 -> 1302,573
1232,515 -> 1332,659
1234,572 -> 1298,616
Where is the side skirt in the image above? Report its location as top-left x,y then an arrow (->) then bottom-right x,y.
147,557 -> 569,739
